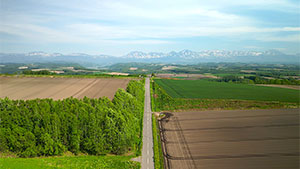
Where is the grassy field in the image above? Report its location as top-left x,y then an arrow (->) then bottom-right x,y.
154,79 -> 299,103
0,155 -> 140,169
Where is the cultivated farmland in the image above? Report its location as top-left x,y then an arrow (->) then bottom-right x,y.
154,79 -> 300,103
0,77 -> 130,100
159,109 -> 300,169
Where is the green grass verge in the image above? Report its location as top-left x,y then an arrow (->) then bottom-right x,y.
0,155 -> 140,169
154,79 -> 299,103
150,78 -> 156,112
160,98 -> 298,111
152,114 -> 164,169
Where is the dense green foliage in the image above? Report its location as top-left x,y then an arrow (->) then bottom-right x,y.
215,75 -> 300,85
154,79 -> 299,103
23,70 -> 56,75
152,114 -> 164,169
0,80 -> 144,157
151,79 -> 299,112
0,155 -> 140,169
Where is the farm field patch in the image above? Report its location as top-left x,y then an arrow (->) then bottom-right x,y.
154,79 -> 299,103
0,77 -> 130,100
159,108 -> 300,169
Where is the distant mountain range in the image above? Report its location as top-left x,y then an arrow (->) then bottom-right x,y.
1,49 -> 299,65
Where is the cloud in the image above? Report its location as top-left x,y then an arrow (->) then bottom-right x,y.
195,0 -> 300,13
0,23 -> 85,43
255,34 -> 300,42
243,46 -> 264,49
0,0 -> 299,54
1,20 -> 300,44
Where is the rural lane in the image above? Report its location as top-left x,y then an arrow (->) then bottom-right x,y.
141,77 -> 154,169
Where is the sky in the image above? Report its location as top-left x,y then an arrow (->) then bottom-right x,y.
0,0 -> 299,56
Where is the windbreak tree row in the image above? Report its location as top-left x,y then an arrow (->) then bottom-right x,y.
214,75 -> 300,85
0,80 -> 145,157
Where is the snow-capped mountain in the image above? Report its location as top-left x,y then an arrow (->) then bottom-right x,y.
125,51 -> 167,59
122,49 -> 287,59
0,49 -> 298,65
26,51 -> 62,57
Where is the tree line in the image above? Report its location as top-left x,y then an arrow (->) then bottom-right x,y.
0,80 -> 144,157
215,75 -> 300,85
23,70 -> 56,75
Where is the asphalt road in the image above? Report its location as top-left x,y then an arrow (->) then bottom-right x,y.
141,77 -> 155,169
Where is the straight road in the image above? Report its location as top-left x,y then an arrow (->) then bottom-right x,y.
141,77 -> 154,169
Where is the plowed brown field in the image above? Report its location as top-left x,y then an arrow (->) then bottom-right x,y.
159,109 -> 300,169
0,77 -> 130,100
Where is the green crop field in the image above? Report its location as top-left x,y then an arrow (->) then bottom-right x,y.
0,155 -> 140,169
154,79 -> 299,103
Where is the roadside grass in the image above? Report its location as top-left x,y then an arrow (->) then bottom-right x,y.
163,98 -> 299,111
154,79 -> 299,103
0,155 -> 140,169
150,79 -> 156,112
152,114 -> 164,169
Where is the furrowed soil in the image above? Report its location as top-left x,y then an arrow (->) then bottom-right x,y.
0,77 -> 130,100
160,109 -> 299,169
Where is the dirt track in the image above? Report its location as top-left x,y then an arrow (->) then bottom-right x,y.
159,109 -> 300,169
0,77 -> 130,100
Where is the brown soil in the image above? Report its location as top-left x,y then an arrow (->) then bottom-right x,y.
0,77 -> 130,100
159,109 -> 300,169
